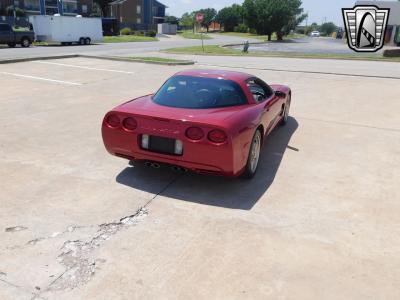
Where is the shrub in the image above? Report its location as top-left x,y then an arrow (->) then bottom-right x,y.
146,30 -> 157,37
120,27 -> 132,35
249,28 -> 257,34
234,23 -> 249,33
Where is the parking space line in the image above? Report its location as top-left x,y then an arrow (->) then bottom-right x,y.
0,71 -> 82,86
34,61 -> 136,74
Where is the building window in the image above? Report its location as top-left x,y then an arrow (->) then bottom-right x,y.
136,5 -> 141,14
137,18 -> 141,24
45,0 -> 59,15
82,4 -> 88,14
63,0 -> 78,14
24,0 -> 40,11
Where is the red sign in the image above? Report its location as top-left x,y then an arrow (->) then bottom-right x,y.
196,13 -> 204,23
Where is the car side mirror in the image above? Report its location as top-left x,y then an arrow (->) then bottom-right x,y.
275,91 -> 286,98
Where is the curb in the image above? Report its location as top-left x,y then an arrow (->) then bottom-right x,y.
0,54 -> 195,66
0,54 -> 80,64
79,55 -> 195,65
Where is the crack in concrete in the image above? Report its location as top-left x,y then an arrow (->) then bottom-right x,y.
5,172 -> 183,297
47,207 -> 148,291
5,226 -> 28,232
0,277 -> 39,299
26,225 -> 96,246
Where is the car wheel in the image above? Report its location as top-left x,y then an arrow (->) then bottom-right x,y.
84,38 -> 91,45
79,38 -> 85,45
241,130 -> 262,179
280,94 -> 291,126
21,38 -> 31,48
7,42 -> 16,48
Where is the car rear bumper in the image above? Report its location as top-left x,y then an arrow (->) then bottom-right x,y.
102,126 -> 243,177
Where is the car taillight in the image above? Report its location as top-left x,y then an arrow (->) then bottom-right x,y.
185,127 -> 204,140
208,129 -> 227,143
122,117 -> 137,131
105,114 -> 120,128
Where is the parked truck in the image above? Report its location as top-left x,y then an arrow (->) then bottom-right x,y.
29,15 -> 103,46
0,23 -> 34,48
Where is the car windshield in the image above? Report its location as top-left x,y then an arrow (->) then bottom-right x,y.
153,75 -> 248,109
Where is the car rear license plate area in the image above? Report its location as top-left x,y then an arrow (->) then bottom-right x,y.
141,135 -> 183,156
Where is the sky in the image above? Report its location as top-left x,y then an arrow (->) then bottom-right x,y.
161,0 -> 363,27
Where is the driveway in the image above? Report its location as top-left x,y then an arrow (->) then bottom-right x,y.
0,56 -> 399,299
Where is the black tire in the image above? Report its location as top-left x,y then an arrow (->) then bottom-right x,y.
20,37 -> 31,48
7,42 -> 16,48
79,38 -> 85,45
241,130 -> 262,179
280,94 -> 291,126
84,38 -> 91,45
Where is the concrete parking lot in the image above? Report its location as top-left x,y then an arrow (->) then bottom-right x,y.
1,57 -> 400,300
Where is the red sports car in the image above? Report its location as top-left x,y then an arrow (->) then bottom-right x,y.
102,69 -> 291,178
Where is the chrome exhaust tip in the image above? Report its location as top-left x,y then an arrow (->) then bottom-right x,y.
171,166 -> 188,173
144,161 -> 152,167
151,163 -> 161,169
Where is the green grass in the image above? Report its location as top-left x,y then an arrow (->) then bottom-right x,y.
165,45 -> 243,55
164,45 -> 400,62
216,32 -> 306,41
216,31 -> 274,40
103,35 -> 158,43
127,56 -> 187,63
12,26 -> 31,32
178,30 -> 213,40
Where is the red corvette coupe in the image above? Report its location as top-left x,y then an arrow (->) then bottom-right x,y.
102,69 -> 291,178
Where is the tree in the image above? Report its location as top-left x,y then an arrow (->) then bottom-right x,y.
195,8 -> 217,32
6,6 -> 25,17
215,4 -> 243,32
243,0 -> 306,41
180,12 -> 195,31
94,0 -> 113,17
165,15 -> 179,25
283,6 -> 307,35
320,22 -> 337,36
90,2 -> 102,17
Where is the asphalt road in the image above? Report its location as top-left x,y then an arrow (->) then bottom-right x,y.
0,33 -> 256,60
1,56 -> 400,299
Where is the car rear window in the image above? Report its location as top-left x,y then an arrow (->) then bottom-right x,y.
153,75 -> 247,109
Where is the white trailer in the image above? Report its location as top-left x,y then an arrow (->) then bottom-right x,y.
29,15 -> 103,45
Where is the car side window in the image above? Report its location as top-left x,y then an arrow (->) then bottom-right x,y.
247,78 -> 274,103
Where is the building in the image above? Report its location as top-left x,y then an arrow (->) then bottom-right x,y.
109,0 -> 166,30
356,1 -> 400,45
0,0 -> 94,17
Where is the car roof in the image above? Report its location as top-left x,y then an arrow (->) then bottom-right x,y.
173,69 -> 253,83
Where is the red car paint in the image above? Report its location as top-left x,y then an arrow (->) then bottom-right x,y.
102,69 -> 291,177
